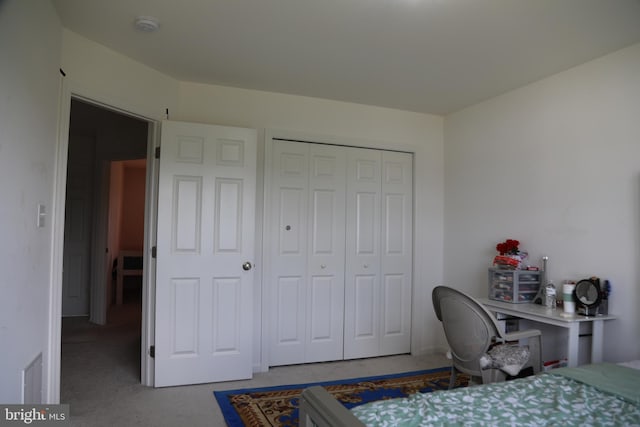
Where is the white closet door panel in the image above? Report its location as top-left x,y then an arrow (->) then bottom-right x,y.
279,188 -> 305,254
354,276 -> 376,337
344,147 -> 381,359
309,276 -> 335,340
267,140 -> 413,365
347,274 -> 381,357
305,144 -> 346,362
270,276 -> 305,365
311,190 -> 335,253
382,275 -> 404,334
380,151 -> 412,355
306,274 -> 344,362
308,144 -> 347,263
355,192 -> 377,254
269,141 -> 309,366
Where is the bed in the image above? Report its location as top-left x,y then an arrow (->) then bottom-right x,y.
299,362 -> 640,426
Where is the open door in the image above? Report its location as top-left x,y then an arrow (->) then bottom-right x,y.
154,120 -> 257,387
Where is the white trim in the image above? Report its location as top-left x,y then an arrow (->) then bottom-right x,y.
141,122 -> 160,386
46,75 -> 70,403
252,129 -> 266,373
47,83 -> 159,402
260,129 -> 418,371
88,160 -> 110,325
259,131 -> 275,373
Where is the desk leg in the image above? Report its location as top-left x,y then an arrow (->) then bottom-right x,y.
567,323 -> 579,368
591,320 -> 604,364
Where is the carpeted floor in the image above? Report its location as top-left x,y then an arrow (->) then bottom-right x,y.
215,367 -> 468,427
61,281 -> 452,426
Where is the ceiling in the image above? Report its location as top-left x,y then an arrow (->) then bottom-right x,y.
52,0 -> 640,115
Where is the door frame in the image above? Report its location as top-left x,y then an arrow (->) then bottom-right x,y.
47,80 -> 159,402
261,129 -> 417,372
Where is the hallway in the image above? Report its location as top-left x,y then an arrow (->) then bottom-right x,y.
61,279 -> 143,420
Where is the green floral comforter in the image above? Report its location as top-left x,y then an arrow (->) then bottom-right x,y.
351,363 -> 640,426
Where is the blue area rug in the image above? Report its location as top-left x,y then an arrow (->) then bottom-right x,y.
214,366 -> 467,426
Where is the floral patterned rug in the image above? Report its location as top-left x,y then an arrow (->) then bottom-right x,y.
213,366 -> 468,427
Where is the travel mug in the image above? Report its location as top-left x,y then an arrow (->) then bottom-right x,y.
563,283 -> 576,314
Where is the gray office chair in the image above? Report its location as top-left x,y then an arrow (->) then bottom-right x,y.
432,285 -> 542,388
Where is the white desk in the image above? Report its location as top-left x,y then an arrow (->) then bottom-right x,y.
479,298 -> 617,368
116,251 -> 143,305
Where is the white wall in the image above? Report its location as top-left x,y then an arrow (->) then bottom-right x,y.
444,43 -> 640,363
0,0 -> 62,403
60,29 -> 180,122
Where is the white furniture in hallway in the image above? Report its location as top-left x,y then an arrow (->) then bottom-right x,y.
115,250 -> 143,305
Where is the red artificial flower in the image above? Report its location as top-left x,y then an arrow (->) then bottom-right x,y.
496,239 -> 520,255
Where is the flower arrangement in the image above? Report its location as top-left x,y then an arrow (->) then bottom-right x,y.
496,239 -> 520,255
493,239 -> 524,269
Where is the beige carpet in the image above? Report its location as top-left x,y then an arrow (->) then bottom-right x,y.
61,285 -> 449,426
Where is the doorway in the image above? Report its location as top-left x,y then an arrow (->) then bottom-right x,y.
60,99 -> 149,395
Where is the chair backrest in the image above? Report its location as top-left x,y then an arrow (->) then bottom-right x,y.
432,285 -> 505,376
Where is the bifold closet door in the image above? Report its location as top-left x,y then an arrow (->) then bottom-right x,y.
379,151 -> 412,356
343,148 -> 382,359
269,141 -> 346,366
344,148 -> 412,359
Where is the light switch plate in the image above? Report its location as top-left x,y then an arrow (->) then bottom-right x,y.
37,203 -> 46,228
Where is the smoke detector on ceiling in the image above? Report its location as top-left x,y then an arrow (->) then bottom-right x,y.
134,16 -> 160,32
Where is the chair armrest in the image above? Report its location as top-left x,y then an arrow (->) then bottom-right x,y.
503,329 -> 541,341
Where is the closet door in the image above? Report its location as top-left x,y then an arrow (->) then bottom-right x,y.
379,151 -> 412,356
344,147 -> 382,359
344,149 -> 413,359
269,141 -> 309,365
268,140 -> 412,365
305,144 -> 346,363
269,141 -> 347,365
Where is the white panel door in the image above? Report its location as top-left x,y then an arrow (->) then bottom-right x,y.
62,134 -> 94,316
269,141 -> 347,365
269,140 -> 309,365
305,143 -> 346,363
379,151 -> 412,355
344,149 -> 413,359
155,120 -> 256,387
344,147 -> 382,359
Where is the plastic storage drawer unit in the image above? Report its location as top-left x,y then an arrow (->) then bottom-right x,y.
488,268 -> 541,303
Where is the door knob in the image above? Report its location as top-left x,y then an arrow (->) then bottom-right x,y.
242,262 -> 252,271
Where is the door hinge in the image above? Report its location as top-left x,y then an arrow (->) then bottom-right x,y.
151,246 -> 157,258
149,345 -> 155,358
155,146 -> 161,159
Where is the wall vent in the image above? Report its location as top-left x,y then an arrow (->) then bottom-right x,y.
23,353 -> 43,404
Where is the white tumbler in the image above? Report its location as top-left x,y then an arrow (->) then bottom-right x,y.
563,283 -> 576,314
